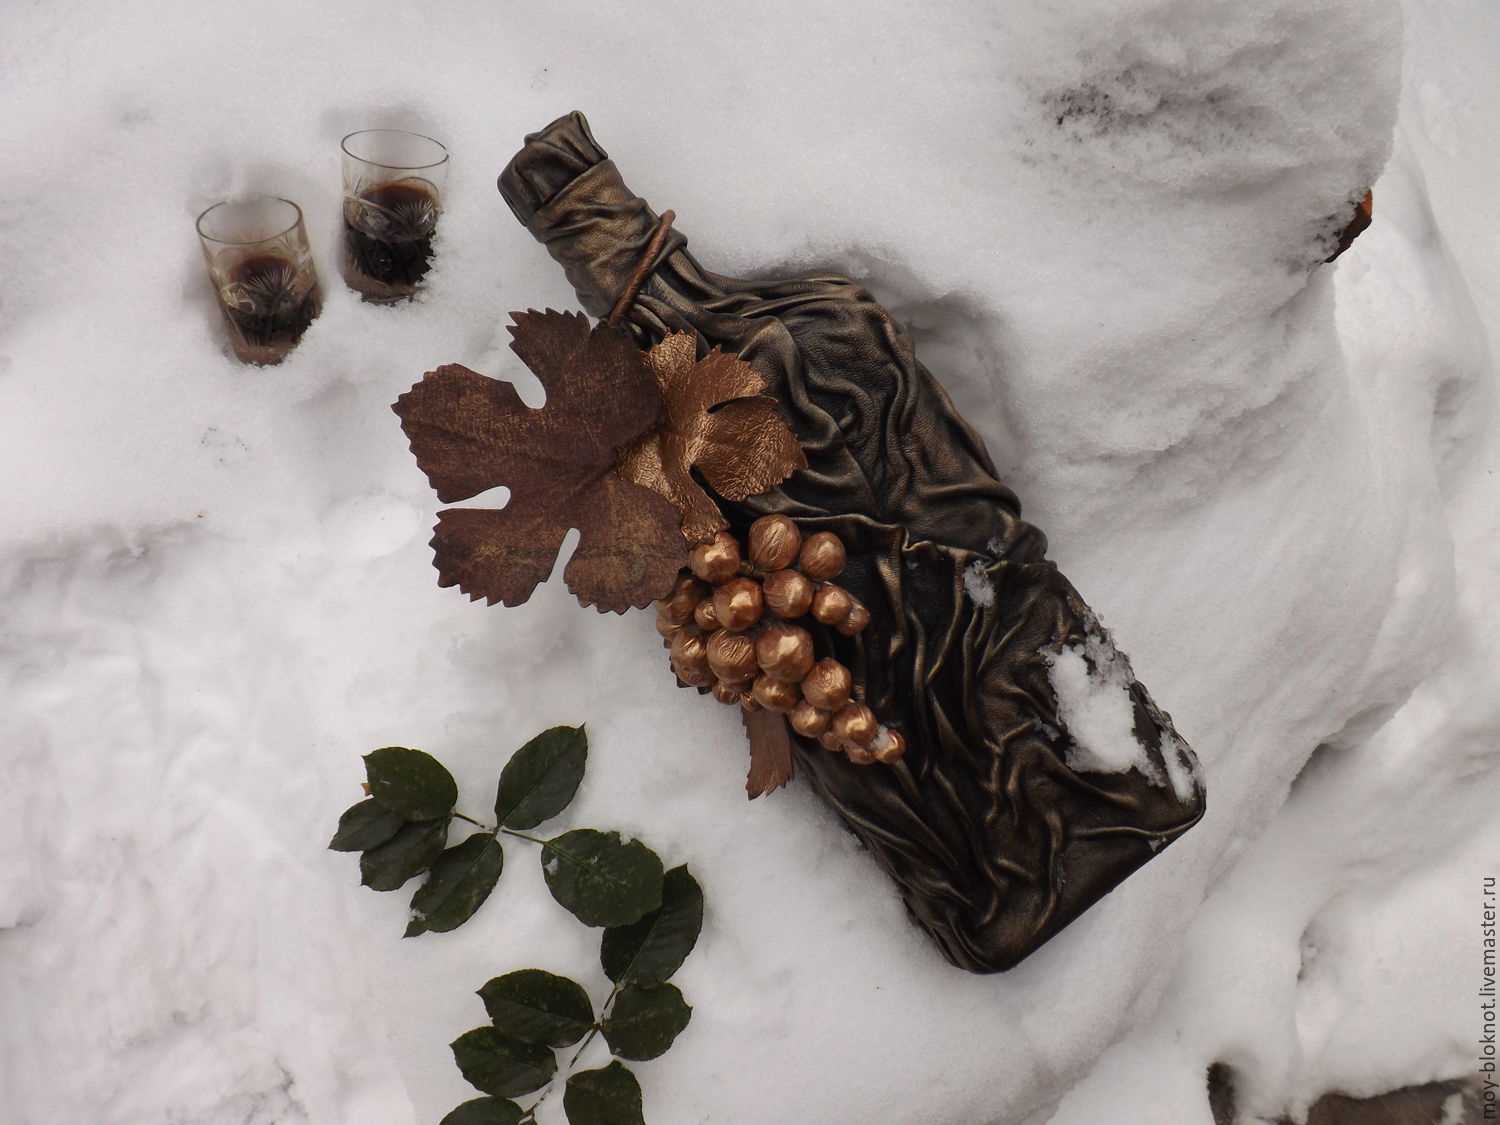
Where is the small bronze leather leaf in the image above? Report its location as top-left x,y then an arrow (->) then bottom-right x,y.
393,311 -> 687,612
618,332 -> 806,545
743,708 -> 795,799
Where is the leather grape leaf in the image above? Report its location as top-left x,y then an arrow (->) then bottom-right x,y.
742,708 -> 795,799
393,310 -> 688,612
617,332 -> 806,544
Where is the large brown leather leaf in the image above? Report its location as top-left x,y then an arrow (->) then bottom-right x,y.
617,332 -> 806,544
393,310 -> 687,612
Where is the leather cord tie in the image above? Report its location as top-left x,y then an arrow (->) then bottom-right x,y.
607,209 -> 676,327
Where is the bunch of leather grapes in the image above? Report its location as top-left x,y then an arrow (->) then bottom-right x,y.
655,515 -> 906,766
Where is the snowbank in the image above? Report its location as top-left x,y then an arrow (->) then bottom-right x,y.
1,0 -> 1495,1122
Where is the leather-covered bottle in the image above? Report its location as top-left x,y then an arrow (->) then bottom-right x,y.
499,111 -> 1206,973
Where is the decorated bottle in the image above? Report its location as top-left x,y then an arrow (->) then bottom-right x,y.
498,112 -> 1206,973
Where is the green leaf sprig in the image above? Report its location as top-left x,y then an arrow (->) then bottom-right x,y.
445,863 -> 703,1125
330,724 -> 705,1123
330,726 -> 665,934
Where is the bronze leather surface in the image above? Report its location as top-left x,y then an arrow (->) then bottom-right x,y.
499,111 -> 1206,973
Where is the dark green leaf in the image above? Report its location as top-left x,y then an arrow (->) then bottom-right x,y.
600,865 -> 703,985
494,726 -> 588,830
478,969 -> 595,1047
359,817 -> 449,892
364,746 -> 458,821
450,1027 -> 557,1098
541,829 -> 663,928
600,984 -> 691,1061
439,1096 -> 525,1125
563,1061 -> 644,1125
328,798 -> 405,852
406,832 -> 504,936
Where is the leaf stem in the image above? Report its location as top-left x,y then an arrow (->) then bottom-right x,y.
452,811 -> 497,833
452,812 -> 545,846
500,827 -> 549,846
567,981 -> 623,1068
568,1026 -> 602,1070
515,982 -> 624,1122
521,1072 -> 558,1122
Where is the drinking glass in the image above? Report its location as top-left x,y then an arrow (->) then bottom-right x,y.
340,129 -> 449,302
196,195 -> 322,365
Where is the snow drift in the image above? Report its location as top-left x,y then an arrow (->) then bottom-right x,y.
1,0 -> 1496,1123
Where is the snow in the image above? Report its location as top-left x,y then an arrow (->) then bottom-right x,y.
1045,630 -> 1202,803
1046,636 -> 1157,778
2,1 -> 1497,1123
962,559 -> 995,608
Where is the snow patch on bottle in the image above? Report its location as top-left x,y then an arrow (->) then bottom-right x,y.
1158,729 -> 1200,804
1046,633 -> 1165,787
963,559 -> 995,608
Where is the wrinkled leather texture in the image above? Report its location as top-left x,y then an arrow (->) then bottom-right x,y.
499,112 -> 1206,972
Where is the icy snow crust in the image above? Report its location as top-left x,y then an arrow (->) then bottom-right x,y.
2,1 -> 1497,1123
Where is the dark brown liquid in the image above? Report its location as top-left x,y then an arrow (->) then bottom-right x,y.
220,254 -> 321,363
342,182 -> 439,298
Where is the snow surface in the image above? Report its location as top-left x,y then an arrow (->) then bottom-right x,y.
2,1 -> 1497,1123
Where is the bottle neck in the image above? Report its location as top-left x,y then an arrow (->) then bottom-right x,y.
499,112 -> 696,321
526,159 -> 692,321
498,113 -> 1036,556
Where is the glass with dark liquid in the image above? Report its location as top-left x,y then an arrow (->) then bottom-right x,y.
196,196 -> 322,365
339,129 -> 449,302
